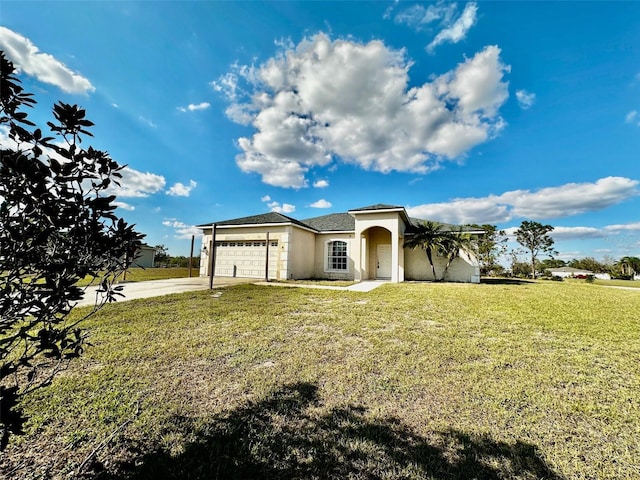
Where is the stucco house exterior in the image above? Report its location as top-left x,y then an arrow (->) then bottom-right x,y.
198,204 -> 481,283
133,245 -> 156,268
547,266 -> 611,280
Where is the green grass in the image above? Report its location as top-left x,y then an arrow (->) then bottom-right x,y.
75,267 -> 194,287
3,281 -> 640,479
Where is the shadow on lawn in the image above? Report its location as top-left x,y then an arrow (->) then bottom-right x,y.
481,278 -> 536,286
94,383 -> 564,480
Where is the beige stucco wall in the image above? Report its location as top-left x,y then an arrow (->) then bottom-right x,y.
133,247 -> 155,268
404,248 -> 480,283
287,227 -> 317,279
313,233 -> 354,280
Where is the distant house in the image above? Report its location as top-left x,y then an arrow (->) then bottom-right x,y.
548,266 -> 610,280
133,245 -> 156,268
197,204 -> 481,283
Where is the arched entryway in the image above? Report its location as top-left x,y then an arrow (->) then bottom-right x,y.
360,226 -> 392,279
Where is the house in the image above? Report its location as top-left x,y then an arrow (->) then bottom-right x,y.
133,245 -> 156,268
548,266 -> 611,280
197,204 -> 481,283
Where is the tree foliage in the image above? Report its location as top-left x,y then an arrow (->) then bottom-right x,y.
404,221 -> 478,281
0,52 -> 143,448
470,224 -> 507,275
514,221 -> 555,279
568,257 -> 607,273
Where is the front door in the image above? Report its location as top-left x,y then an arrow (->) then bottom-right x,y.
376,244 -> 392,279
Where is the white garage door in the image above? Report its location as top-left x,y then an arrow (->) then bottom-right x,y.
214,240 -> 279,279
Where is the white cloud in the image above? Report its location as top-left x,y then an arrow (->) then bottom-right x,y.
114,201 -> 135,211
0,26 -> 94,94
427,3 -> 479,53
166,180 -> 197,197
267,201 -> 296,214
502,177 -> 639,219
625,110 -> 639,126
214,34 -> 509,188
107,167 -> 166,198
550,227 -> 606,240
393,2 -> 459,30
310,199 -> 332,208
177,102 -> 211,112
604,222 -> 640,232
261,195 -> 295,213
516,89 -> 536,109
162,219 -> 203,239
313,180 -> 329,188
407,176 -> 639,224
138,116 -> 157,128
408,198 -> 510,224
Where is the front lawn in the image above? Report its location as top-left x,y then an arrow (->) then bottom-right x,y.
3,281 -> 640,479
75,267 -> 194,287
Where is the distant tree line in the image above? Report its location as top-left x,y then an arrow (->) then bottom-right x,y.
472,221 -> 638,280
153,244 -> 200,269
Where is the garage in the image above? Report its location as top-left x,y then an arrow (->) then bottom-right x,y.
213,240 -> 279,279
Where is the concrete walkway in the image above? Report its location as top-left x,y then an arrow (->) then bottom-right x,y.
74,277 -> 388,308
74,276 -> 252,307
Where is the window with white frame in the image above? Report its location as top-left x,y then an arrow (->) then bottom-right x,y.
326,240 -> 348,272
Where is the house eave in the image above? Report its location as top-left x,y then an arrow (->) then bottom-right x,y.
199,222 -> 319,234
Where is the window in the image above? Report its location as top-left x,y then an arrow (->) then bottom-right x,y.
326,240 -> 348,271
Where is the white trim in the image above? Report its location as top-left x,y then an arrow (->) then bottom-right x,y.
324,239 -> 350,273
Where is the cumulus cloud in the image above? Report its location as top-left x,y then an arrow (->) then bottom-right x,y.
177,102 -> 211,112
162,219 -> 203,239
516,89 -> 536,109
427,3 -> 479,53
407,176 -> 639,224
107,167 -> 166,198
166,180 -> 197,197
268,202 -> 295,214
310,199 -> 332,208
313,179 -> 329,188
0,26 -> 94,94
213,33 -> 509,188
261,195 -> 295,213
114,201 -> 135,211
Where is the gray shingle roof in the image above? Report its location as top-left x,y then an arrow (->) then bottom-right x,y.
197,212 -> 312,229
349,204 -> 404,212
302,213 -> 355,232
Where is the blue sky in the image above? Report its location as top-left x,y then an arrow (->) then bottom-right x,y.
1,1 -> 639,262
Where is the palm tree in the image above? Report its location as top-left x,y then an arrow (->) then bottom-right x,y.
403,220 -> 445,280
618,256 -> 640,278
438,227 -> 478,281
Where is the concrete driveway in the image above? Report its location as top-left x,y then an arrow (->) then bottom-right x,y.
74,276 -> 254,307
